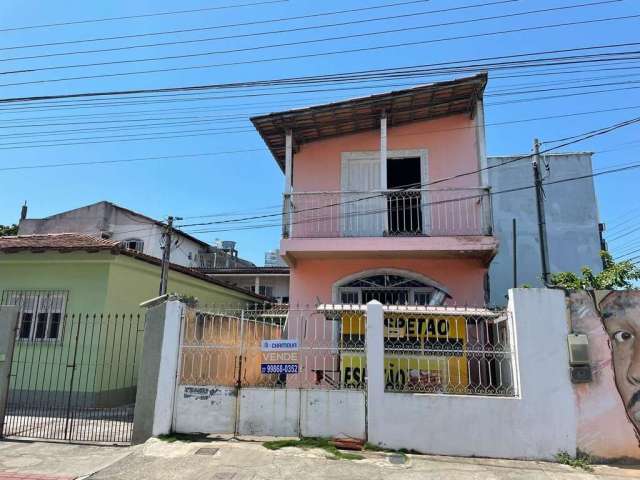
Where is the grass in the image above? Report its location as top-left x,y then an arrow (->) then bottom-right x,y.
263,437 -> 365,461
555,451 -> 594,472
156,433 -> 208,443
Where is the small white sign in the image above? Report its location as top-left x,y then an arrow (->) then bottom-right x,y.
261,339 -> 299,352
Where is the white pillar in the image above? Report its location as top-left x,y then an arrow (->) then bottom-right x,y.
475,99 -> 488,187
284,129 -> 293,194
284,129 -> 293,237
366,300 -> 385,445
132,300 -> 184,443
254,276 -> 261,295
380,114 -> 389,234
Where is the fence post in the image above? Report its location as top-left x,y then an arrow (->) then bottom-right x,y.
365,300 -> 384,446
132,299 -> 184,444
0,306 -> 19,438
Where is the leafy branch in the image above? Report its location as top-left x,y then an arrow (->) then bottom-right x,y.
549,251 -> 640,290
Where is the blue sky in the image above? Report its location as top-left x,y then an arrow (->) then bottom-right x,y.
0,0 -> 638,265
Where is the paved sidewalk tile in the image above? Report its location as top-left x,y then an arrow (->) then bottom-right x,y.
0,474 -> 75,480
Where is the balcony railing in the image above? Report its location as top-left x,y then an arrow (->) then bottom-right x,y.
283,188 -> 492,238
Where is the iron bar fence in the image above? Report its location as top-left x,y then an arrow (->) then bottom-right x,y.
1,311 -> 144,444
283,188 -> 492,238
178,303 -> 517,397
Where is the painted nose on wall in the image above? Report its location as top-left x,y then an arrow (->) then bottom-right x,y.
627,342 -> 640,385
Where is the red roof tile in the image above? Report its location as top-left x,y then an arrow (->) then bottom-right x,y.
0,233 -> 119,252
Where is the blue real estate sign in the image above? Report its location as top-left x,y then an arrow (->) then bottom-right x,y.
260,339 -> 299,374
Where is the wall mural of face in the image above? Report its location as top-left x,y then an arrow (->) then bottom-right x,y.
599,292 -> 640,436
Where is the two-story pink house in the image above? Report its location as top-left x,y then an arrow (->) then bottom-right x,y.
252,73 -> 497,308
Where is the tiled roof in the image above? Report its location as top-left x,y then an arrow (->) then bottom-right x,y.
0,233 -> 271,302
0,233 -> 119,252
251,73 -> 487,170
196,267 -> 290,275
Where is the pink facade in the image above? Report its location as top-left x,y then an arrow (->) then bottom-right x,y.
290,258 -> 488,307
293,115 -> 482,192
252,75 -> 496,307
282,114 -> 496,306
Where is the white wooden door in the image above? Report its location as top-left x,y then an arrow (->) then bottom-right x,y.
341,155 -> 385,236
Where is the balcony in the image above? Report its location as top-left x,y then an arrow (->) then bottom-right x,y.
283,188 -> 493,239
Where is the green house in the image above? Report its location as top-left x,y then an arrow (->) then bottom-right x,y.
0,233 -> 266,409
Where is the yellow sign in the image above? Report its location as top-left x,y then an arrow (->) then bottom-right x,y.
340,313 -> 469,392
341,353 -> 469,393
341,313 -> 467,342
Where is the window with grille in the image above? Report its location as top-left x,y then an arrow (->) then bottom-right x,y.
337,274 -> 447,306
121,238 -> 144,252
1,290 -> 68,341
253,285 -> 274,297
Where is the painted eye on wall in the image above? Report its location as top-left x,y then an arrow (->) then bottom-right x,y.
613,331 -> 634,343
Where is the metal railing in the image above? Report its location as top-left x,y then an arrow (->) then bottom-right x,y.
179,306 -> 365,390
177,303 -> 516,397
382,308 -> 516,396
2,312 -> 144,443
283,188 -> 492,238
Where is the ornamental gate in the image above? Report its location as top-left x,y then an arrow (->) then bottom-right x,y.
0,307 -> 144,444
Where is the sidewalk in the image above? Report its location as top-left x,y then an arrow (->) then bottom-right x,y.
1,437 -> 640,480
0,440 -> 132,480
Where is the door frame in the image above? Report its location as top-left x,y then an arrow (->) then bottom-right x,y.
341,149 -> 430,234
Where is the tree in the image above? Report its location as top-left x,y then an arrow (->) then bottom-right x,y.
0,224 -> 18,236
549,251 -> 640,290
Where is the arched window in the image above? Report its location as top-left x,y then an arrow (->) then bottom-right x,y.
336,271 -> 449,306
121,238 -> 144,253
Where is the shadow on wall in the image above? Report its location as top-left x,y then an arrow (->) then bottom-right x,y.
569,291 -> 640,462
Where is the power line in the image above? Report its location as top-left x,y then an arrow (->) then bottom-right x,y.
2,85 -> 640,141
0,3 -> 627,75
2,61 -> 640,119
2,104 -> 640,167
186,161 -> 640,235
0,149 -> 266,172
1,84 -> 639,151
0,0 -> 520,63
3,14 -> 638,87
0,0 -> 288,33
2,41 -> 638,105
0,0 -> 432,49
176,115 -> 640,229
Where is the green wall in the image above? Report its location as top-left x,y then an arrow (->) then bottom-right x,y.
1,250 -> 260,401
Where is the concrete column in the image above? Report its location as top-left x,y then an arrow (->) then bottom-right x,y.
0,306 -> 18,437
365,300 -> 384,444
132,300 -> 184,444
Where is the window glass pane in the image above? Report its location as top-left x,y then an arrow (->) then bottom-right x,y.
19,313 -> 33,339
48,313 -> 61,339
414,292 -> 431,305
35,313 -> 48,339
340,291 -> 359,304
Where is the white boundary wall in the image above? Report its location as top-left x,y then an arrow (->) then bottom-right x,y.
160,290 -> 578,460
367,290 -> 577,460
173,386 -> 366,439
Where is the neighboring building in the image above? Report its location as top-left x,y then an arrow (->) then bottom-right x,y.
251,73 -> 496,307
488,152 -> 602,305
17,201 -> 255,270
0,233 -> 267,315
265,249 -> 287,267
0,233 -> 266,408
196,240 -> 256,270
198,266 -> 290,304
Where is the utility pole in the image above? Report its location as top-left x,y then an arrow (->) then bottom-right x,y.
532,138 -> 550,285
159,216 -> 182,296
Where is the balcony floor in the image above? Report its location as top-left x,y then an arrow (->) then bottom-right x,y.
281,235 -> 498,265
